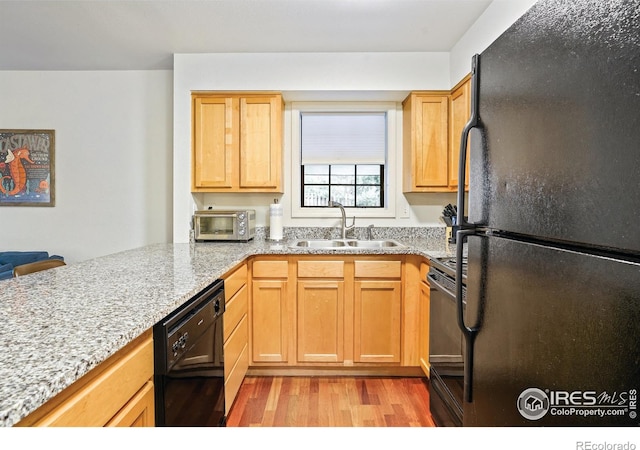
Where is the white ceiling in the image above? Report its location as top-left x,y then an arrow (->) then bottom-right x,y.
0,0 -> 493,70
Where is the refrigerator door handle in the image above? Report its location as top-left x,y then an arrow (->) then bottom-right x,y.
456,53 -> 480,230
456,228 -> 479,403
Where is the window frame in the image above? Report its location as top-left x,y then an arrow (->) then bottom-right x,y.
301,164 -> 385,208
290,101 -> 398,218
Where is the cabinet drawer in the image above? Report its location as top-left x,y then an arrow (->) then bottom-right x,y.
224,263 -> 247,301
225,344 -> 248,414
297,260 -> 344,278
354,260 -> 402,278
224,315 -> 248,382
224,284 -> 248,342
26,332 -> 153,427
252,260 -> 288,278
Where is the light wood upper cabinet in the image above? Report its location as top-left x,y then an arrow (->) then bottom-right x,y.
192,92 -> 283,193
192,96 -> 234,189
402,75 -> 471,193
403,92 -> 450,192
239,96 -> 283,190
449,75 -> 471,191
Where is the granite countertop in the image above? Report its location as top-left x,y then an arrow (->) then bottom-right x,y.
0,227 -> 454,427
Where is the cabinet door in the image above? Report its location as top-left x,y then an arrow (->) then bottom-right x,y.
449,78 -> 471,190
419,281 -> 431,376
192,96 -> 236,189
251,279 -> 288,363
411,95 -> 449,190
297,280 -> 345,363
239,96 -> 282,191
19,332 -> 154,427
353,280 -> 402,363
106,381 -> 155,427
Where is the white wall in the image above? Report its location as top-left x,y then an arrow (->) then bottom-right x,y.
173,52 -> 458,243
450,0 -> 538,84
0,71 -> 173,263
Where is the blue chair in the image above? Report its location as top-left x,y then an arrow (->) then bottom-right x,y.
13,259 -> 66,277
0,251 -> 65,280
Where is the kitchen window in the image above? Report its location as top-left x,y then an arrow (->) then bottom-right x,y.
302,164 -> 384,208
291,102 -> 398,218
301,111 -> 385,208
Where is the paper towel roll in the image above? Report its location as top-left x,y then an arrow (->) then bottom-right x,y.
269,199 -> 283,241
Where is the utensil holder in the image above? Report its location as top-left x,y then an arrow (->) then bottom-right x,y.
448,225 -> 460,244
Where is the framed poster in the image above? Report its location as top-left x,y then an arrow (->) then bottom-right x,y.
0,129 -> 55,206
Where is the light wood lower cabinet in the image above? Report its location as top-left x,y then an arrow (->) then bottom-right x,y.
17,330 -> 154,427
419,279 -> 431,376
250,259 -> 290,363
224,315 -> 248,414
406,256 -> 431,376
297,260 -> 346,363
297,280 -> 345,363
250,256 -> 413,370
354,280 -> 402,363
106,380 -> 155,427
354,260 -> 402,363
222,262 -> 249,414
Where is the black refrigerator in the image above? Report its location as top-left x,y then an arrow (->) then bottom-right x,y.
455,0 -> 640,426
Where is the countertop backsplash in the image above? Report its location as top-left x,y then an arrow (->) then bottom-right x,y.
259,226 -> 446,243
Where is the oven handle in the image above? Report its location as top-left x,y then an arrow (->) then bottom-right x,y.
426,274 -> 457,304
456,228 -> 479,403
197,213 -> 239,218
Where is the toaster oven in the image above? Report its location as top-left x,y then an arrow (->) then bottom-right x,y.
193,210 -> 256,242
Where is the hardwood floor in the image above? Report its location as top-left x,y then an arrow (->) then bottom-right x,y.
226,376 -> 435,427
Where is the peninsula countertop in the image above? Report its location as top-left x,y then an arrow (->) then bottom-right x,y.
0,233 -> 455,427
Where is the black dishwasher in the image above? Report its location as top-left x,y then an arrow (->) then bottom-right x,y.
153,279 -> 226,426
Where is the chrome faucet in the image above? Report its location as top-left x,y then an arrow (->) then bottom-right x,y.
367,224 -> 374,240
328,201 -> 355,239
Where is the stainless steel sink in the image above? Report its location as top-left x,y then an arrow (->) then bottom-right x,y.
346,239 -> 405,248
289,239 -> 406,249
292,239 -> 348,248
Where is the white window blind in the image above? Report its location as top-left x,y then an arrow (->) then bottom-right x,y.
300,112 -> 387,164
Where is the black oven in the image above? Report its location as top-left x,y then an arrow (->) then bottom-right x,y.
153,279 -> 226,426
427,257 -> 466,427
